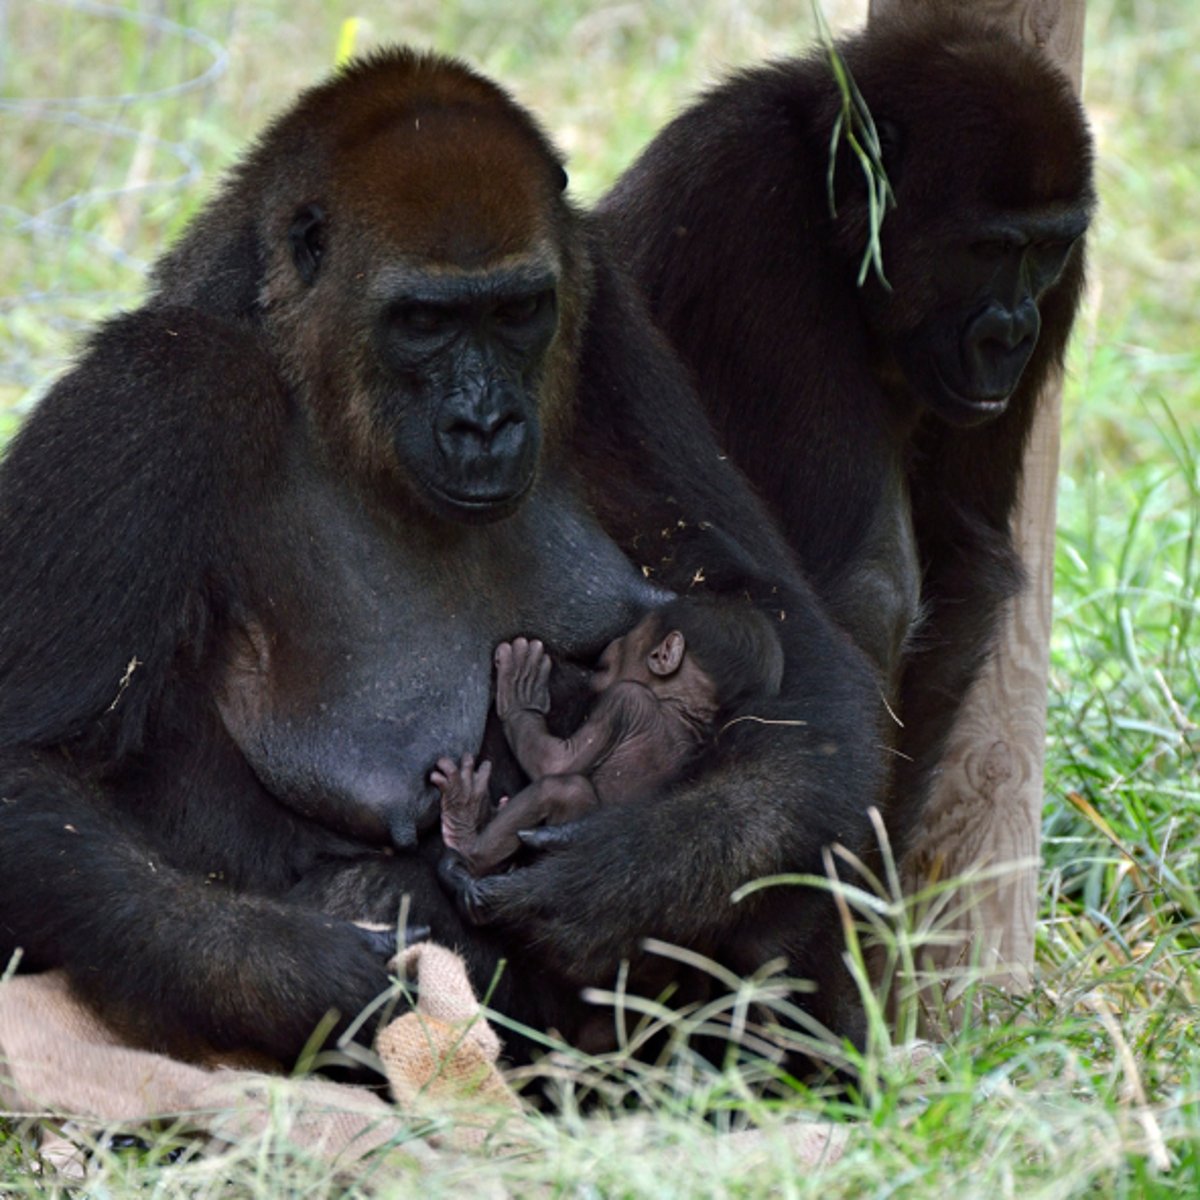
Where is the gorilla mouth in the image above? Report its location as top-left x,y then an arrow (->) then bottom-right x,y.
930,363 -> 1011,426
422,469 -> 537,523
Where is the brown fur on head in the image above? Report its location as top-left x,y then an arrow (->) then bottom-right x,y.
155,48 -> 590,522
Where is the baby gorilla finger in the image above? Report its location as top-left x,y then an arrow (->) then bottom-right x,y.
509,638 -> 552,713
430,755 -> 460,789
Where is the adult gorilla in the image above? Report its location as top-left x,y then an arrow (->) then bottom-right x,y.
0,49 -> 883,1067
598,8 -> 1094,839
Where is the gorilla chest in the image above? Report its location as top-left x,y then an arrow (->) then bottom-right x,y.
218,467 -> 657,846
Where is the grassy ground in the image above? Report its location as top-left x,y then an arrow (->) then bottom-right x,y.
1,0 -> 1198,1194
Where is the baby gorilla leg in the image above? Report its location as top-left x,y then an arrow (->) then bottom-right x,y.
461,774 -> 600,876
438,773 -> 600,923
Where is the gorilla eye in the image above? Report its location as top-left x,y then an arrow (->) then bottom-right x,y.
394,303 -> 455,334
1027,238 -> 1076,289
970,238 -> 1015,262
1034,237 -> 1074,261
494,291 -> 552,327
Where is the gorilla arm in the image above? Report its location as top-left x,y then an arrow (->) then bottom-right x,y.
0,310 -> 397,1062
0,751 -> 395,1064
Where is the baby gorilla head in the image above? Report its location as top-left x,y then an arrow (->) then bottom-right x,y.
594,595 -> 785,718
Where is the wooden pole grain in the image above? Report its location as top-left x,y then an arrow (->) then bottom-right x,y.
866,0 -> 1087,992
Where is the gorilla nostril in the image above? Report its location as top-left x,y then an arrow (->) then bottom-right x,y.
474,411 -> 516,445
488,412 -> 524,448
441,409 -> 524,453
973,309 -> 1022,351
1014,304 -> 1041,344
446,417 -> 481,441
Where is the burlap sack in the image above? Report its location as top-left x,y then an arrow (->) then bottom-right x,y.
0,941 -> 521,1168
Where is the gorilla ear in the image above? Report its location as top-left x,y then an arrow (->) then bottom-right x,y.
289,203 -> 326,286
553,162 -> 569,193
648,631 -> 685,677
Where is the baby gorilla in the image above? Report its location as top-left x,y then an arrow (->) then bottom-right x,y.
434,596 -> 785,880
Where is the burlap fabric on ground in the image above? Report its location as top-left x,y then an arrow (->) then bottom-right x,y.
0,941 -> 850,1176
0,942 -> 523,1170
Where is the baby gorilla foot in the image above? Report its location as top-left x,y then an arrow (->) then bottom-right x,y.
431,753 -> 492,853
494,637 -> 552,719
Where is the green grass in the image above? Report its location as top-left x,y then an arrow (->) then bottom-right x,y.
2,0 -> 1199,1194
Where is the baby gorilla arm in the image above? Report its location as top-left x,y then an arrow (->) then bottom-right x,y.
496,637 -> 617,778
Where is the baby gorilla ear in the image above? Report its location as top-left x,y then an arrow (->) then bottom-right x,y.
647,630 -> 685,677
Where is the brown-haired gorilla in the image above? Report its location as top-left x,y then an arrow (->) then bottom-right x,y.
598,7 -> 1095,839
0,49 -> 884,1069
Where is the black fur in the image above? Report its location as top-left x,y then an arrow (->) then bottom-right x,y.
0,48 -> 884,1069
598,8 -> 1095,843
649,595 -> 785,714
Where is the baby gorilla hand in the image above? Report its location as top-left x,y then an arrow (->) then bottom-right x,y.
494,637 -> 552,719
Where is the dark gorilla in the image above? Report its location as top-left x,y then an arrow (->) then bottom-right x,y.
598,6 -> 1095,839
0,49 -> 884,1069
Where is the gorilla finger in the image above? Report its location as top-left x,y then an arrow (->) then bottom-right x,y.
461,869 -> 547,927
458,876 -> 501,926
356,925 -> 399,958
436,852 -> 498,926
437,848 -> 474,896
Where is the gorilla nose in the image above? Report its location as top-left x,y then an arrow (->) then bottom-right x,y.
973,299 -> 1040,353
430,384 -> 540,514
436,391 -> 528,463
966,300 -> 1040,397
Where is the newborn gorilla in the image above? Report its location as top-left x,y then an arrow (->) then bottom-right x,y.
436,596 -> 785,882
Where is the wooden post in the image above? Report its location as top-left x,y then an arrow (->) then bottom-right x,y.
866,0 -> 1087,991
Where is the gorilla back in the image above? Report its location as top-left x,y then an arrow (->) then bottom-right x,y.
0,49 -> 884,1069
